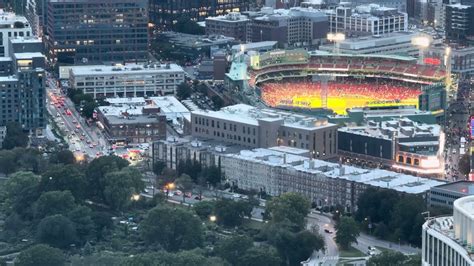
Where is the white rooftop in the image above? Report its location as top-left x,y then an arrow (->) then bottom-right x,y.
0,10 -> 29,25
69,63 -> 184,76
339,118 -> 441,140
192,104 -> 335,130
101,96 -> 189,119
226,147 -> 445,194
14,52 -> 44,59
206,12 -> 249,22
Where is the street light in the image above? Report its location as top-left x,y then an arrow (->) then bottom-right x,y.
131,194 -> 140,201
209,215 -> 217,222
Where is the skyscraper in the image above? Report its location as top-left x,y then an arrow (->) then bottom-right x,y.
45,0 -> 149,65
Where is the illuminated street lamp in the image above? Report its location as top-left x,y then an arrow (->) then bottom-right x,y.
411,35 -> 431,64
165,182 -> 175,197
131,194 -> 140,201
209,215 -> 217,222
327,33 -> 345,55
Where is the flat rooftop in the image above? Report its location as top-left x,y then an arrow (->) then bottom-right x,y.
69,63 -> 184,76
225,147 -> 445,194
100,96 -> 190,125
432,181 -> 474,195
14,52 -> 44,59
339,118 -> 440,140
192,104 -> 336,130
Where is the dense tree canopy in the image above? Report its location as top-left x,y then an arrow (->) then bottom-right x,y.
140,206 -> 204,251
103,167 -> 145,211
16,244 -> 65,266
34,190 -> 76,219
36,214 -> 77,249
40,165 -> 86,201
2,122 -> 28,149
215,236 -> 253,265
85,155 -> 129,200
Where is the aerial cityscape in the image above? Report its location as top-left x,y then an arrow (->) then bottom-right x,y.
0,0 -> 472,265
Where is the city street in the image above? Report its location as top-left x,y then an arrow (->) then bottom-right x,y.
45,74 -> 110,160
445,80 -> 471,180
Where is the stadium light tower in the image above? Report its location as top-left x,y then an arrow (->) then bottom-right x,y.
411,35 -> 431,64
327,33 -> 345,55
444,46 -> 452,90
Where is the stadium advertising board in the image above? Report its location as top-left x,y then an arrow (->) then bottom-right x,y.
471,116 -> 474,140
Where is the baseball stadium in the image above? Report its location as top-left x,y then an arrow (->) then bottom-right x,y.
225,50 -> 447,115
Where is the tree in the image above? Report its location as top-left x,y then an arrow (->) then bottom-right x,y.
175,174 -> 193,203
103,167 -> 145,211
67,206 -> 94,243
4,171 -> 40,198
2,122 -> 28,149
81,101 -> 97,119
356,188 -> 400,226
203,165 -> 221,187
266,192 -> 311,231
367,250 -> 409,266
215,235 -> 253,265
240,245 -> 282,266
211,95 -> 224,109
85,155 -> 129,201
193,200 -> 215,220
176,82 -> 192,100
390,195 -> 425,246
459,153 -> 471,176
153,161 -> 166,176
0,150 -> 17,174
37,215 -> 77,249
335,216 -> 360,250
34,190 -> 76,219
121,250 -> 229,266
16,244 -> 65,266
265,225 -> 325,266
40,165 -> 86,201
214,199 -> 245,227
140,206 -> 204,251
49,149 -> 76,165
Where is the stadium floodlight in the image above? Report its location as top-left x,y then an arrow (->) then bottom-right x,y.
445,46 -> 452,90
327,33 -> 345,55
411,35 -> 431,64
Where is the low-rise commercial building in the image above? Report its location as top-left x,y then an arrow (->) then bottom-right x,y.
422,196 -> 474,266
429,181 -> 474,210
246,7 -> 329,48
96,97 -> 190,144
191,104 -> 338,159
222,147 -> 444,212
326,4 -> 408,37
69,63 -> 185,99
206,12 -> 249,42
338,118 -> 443,176
319,32 -> 422,57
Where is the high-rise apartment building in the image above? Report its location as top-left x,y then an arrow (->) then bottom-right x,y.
0,10 -> 33,56
45,0 -> 149,65
445,3 -> 474,44
0,37 -> 45,133
149,0 -> 247,29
